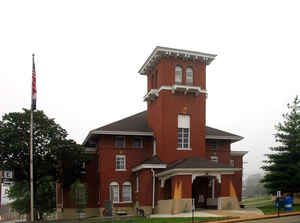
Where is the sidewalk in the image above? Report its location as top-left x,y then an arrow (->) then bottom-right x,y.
208,211 -> 300,223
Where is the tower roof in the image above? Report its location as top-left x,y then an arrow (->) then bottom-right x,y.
138,46 -> 217,75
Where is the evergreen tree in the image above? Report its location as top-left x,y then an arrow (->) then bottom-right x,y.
262,96 -> 300,195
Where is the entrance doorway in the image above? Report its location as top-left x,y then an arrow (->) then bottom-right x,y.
192,176 -> 210,209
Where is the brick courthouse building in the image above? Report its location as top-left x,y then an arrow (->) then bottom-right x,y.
57,47 -> 247,218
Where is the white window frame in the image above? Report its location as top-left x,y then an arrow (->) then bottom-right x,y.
116,155 -> 126,171
230,159 -> 235,167
122,181 -> 132,202
177,115 -> 191,150
132,137 -> 143,148
115,136 -> 125,148
211,156 -> 219,163
175,66 -> 183,84
109,181 -> 119,203
186,67 -> 193,85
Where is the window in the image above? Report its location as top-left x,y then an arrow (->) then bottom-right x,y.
109,182 -> 119,203
207,140 -> 217,150
175,66 -> 182,84
122,181 -> 132,202
230,159 -> 235,167
116,155 -> 126,170
186,67 -> 193,85
178,115 -> 190,149
136,176 -> 139,192
115,136 -> 125,148
132,137 -> 143,148
211,156 -> 219,163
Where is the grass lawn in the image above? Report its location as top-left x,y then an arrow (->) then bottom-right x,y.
257,203 -> 300,215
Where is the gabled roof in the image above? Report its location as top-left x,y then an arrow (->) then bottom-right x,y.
83,111 -> 243,146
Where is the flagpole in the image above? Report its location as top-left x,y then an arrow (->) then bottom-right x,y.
30,53 -> 36,221
30,106 -> 34,221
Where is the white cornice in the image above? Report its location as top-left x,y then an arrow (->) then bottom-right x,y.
144,85 -> 207,102
132,164 -> 167,172
230,151 -> 248,156
84,147 -> 97,154
139,46 -> 217,75
92,130 -> 154,136
206,135 -> 243,142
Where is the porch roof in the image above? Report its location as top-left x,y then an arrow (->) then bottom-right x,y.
132,155 -> 167,172
156,156 -> 239,177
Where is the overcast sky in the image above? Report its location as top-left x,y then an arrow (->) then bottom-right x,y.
0,0 -> 299,177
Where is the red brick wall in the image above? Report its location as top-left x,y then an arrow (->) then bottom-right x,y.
171,175 -> 192,199
147,58 -> 207,163
97,135 -> 153,207
230,155 -> 244,201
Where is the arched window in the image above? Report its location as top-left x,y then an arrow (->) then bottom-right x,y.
122,181 -> 132,202
175,66 -> 182,84
109,181 -> 119,203
186,67 -> 193,85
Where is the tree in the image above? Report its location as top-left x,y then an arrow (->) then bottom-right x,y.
0,109 -> 86,219
262,96 -> 300,195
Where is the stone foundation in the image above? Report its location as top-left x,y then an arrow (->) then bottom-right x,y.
218,196 -> 240,210
57,208 -> 99,219
157,199 -> 192,214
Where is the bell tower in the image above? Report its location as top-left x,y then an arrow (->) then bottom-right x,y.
138,47 -> 216,163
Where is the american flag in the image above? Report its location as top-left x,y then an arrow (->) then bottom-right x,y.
31,54 -> 37,110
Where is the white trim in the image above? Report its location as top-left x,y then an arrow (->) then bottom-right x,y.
132,164 -> 167,172
230,151 -> 248,156
144,85 -> 207,102
116,155 -> 126,171
138,46 -> 217,75
92,130 -> 154,136
176,148 -> 192,150
206,135 -> 243,141
84,147 -> 96,154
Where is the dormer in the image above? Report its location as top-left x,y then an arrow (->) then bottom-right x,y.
138,46 -> 217,102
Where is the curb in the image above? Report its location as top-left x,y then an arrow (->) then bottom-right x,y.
207,211 -> 300,223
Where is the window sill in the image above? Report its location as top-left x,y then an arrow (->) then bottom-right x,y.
115,169 -> 127,171
113,201 -> 132,204
177,148 -> 192,150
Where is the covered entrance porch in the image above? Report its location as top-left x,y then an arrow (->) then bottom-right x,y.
155,157 -> 240,214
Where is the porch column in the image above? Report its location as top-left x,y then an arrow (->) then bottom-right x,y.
212,178 -> 215,199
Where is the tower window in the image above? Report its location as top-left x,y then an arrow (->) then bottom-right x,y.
175,66 -> 183,84
177,114 -> 190,149
116,155 -> 126,171
186,67 -> 193,85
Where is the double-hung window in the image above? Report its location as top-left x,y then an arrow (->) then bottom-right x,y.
186,67 -> 193,85
132,137 -> 143,148
115,136 -> 125,148
109,182 -> 119,203
175,66 -> 183,84
177,115 -> 190,149
116,155 -> 126,171
122,182 -> 132,202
